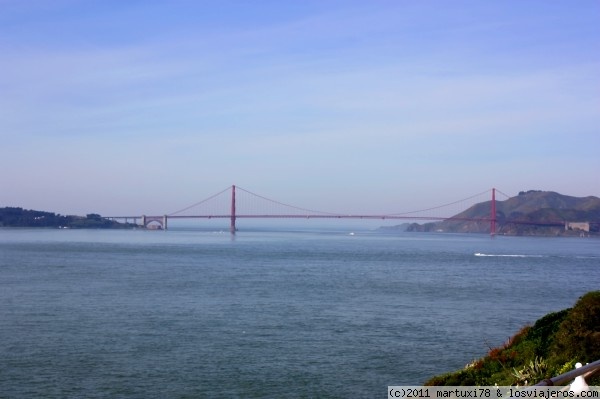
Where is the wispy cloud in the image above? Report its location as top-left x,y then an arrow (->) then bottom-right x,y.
1,1 -> 599,213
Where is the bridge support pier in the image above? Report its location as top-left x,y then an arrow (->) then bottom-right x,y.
140,215 -> 167,230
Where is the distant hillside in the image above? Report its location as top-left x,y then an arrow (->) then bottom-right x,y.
405,190 -> 600,236
0,207 -> 136,229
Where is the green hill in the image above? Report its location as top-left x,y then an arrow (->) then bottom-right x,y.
405,191 -> 600,236
0,207 -> 136,229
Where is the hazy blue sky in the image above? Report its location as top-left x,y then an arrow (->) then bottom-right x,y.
1,1 -> 599,217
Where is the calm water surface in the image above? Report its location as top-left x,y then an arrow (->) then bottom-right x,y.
1,227 -> 599,398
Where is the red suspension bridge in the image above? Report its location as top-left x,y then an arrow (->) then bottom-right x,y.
105,185 -> 532,235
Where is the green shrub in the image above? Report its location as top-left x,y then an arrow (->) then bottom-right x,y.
512,357 -> 549,385
551,291 -> 600,364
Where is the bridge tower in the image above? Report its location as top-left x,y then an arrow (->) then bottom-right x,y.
490,188 -> 496,236
230,185 -> 236,234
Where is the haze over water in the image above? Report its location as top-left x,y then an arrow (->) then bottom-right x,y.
1,227 -> 598,397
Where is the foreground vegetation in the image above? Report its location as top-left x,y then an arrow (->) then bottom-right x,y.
0,207 -> 136,229
425,291 -> 600,386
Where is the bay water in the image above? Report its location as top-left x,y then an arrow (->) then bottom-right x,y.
1,226 -> 599,398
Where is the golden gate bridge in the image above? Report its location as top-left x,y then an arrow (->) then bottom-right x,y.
104,185 -> 533,235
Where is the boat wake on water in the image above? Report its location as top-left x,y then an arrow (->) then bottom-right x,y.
474,253 -> 546,258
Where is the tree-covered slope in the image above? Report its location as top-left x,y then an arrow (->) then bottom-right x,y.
0,207 -> 136,229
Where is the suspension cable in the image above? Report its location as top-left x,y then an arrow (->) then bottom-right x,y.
168,186 -> 231,216
388,189 -> 492,216
235,186 -> 342,216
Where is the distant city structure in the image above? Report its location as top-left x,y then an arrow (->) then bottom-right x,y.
565,221 -> 590,232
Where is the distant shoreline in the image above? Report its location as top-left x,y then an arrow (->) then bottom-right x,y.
0,207 -> 137,229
